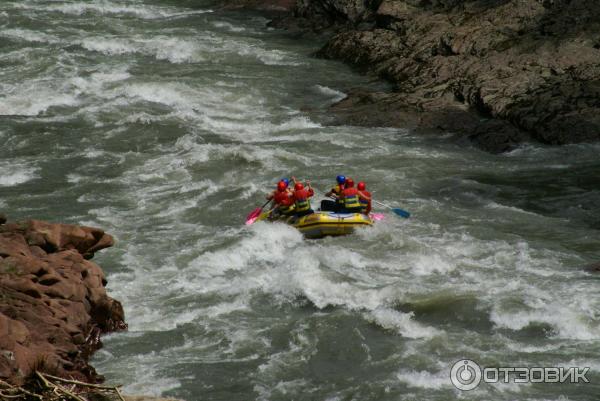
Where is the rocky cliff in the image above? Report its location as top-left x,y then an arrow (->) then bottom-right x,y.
0,215 -> 126,386
225,0 -> 600,152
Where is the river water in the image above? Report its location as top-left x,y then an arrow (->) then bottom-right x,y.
1,1 -> 600,400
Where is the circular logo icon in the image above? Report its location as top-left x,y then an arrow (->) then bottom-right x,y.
450,359 -> 482,391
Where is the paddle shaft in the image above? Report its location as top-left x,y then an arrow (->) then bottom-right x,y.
373,200 -> 410,218
372,200 -> 392,210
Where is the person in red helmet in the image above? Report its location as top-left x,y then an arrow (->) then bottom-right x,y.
266,178 -> 292,202
267,180 -> 282,201
357,181 -> 372,215
292,180 -> 314,217
340,178 -> 363,213
270,180 -> 295,218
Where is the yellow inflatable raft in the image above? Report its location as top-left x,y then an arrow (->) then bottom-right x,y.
257,211 -> 373,239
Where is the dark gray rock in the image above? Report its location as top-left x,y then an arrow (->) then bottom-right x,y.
219,0 -> 296,13
268,0 -> 600,152
584,262 -> 600,273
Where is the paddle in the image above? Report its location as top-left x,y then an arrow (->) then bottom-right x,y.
372,200 -> 410,218
245,199 -> 271,225
370,213 -> 385,221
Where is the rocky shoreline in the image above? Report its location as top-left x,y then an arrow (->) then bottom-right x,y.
0,214 -> 184,401
221,0 -> 600,153
0,215 -> 125,386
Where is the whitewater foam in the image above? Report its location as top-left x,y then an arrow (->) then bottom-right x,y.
396,369 -> 451,389
0,28 -> 60,44
410,254 -> 456,276
0,86 -> 78,116
80,36 -> 205,63
12,1 -> 212,20
490,299 -> 600,340
313,85 -> 347,103
0,162 -> 39,187
118,355 -> 182,396
197,34 -> 303,66
212,21 -> 247,33
369,308 -> 442,339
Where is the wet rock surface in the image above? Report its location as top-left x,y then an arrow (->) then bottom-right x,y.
218,0 -> 296,13
227,0 -> 600,152
584,261 -> 600,273
0,216 -> 126,385
319,0 -> 600,151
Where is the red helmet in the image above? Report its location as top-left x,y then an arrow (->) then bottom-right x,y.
277,181 -> 287,192
357,181 -> 366,190
294,182 -> 304,191
345,178 -> 354,188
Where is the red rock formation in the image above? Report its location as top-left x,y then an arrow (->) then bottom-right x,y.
0,217 -> 126,386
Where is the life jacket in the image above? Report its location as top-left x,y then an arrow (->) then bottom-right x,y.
358,190 -> 371,213
332,184 -> 343,204
294,188 -> 313,212
274,191 -> 294,213
342,187 -> 361,209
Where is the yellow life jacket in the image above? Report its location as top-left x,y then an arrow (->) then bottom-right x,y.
343,192 -> 361,209
359,197 -> 369,211
295,196 -> 311,212
278,203 -> 295,214
332,185 -> 343,204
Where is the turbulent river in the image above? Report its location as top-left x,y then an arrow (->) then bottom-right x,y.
2,1 -> 600,400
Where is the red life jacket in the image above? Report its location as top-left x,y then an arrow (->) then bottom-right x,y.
273,191 -> 294,214
274,191 -> 292,206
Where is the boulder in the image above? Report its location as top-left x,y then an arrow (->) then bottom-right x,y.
584,262 -> 600,273
0,218 -> 126,386
25,220 -> 114,256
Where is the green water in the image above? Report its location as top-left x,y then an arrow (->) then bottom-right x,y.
1,1 -> 599,400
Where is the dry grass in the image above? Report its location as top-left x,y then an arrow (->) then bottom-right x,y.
0,371 -> 126,401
